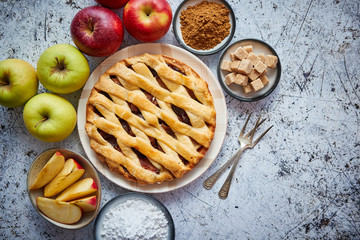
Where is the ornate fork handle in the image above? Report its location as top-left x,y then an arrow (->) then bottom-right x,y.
218,147 -> 247,199
203,147 -> 245,190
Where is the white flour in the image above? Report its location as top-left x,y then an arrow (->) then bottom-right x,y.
101,198 -> 169,240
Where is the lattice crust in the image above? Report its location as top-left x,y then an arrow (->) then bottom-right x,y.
85,53 -> 216,184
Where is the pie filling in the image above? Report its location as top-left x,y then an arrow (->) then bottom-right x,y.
86,54 -> 216,184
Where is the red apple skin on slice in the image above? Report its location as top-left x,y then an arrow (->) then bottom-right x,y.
70,195 -> 97,212
29,151 -> 65,190
44,158 -> 85,197
36,197 -> 82,224
56,178 -> 98,202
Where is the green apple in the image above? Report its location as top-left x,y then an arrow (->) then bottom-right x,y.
37,44 -> 90,94
23,93 -> 77,142
0,59 -> 38,108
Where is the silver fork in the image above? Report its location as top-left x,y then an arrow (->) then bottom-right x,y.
203,113 -> 273,199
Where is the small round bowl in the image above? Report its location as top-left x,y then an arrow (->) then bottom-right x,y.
94,192 -> 175,240
27,148 -> 101,229
218,39 -> 282,101
173,0 -> 236,55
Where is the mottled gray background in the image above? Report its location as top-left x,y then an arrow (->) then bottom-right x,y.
0,0 -> 359,239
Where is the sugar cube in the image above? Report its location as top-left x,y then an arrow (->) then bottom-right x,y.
234,47 -> 248,60
243,45 -> 253,53
250,78 -> 264,91
258,53 -> 266,63
220,60 -> 232,72
260,74 -> 269,85
236,59 -> 253,75
230,53 -> 238,61
224,72 -> 236,85
265,55 -> 278,68
242,84 -> 252,93
230,61 -> 241,72
246,52 -> 261,66
248,69 -> 260,81
254,61 -> 267,74
234,74 -> 248,86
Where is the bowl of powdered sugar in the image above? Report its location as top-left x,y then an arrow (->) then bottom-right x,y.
94,192 -> 175,240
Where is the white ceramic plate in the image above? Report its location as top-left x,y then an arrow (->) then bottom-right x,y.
77,43 -> 227,193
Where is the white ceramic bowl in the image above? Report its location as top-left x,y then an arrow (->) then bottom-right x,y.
173,0 -> 236,55
217,38 -> 282,101
94,192 -> 175,240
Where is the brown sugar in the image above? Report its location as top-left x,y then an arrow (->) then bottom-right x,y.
180,1 -> 231,50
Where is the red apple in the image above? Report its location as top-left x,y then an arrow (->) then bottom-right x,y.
70,6 -> 124,57
123,0 -> 172,42
95,0 -> 129,9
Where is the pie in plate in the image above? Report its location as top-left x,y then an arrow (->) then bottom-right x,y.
85,53 -> 216,184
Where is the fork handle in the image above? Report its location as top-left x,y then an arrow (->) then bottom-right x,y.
203,148 -> 244,190
218,153 -> 243,199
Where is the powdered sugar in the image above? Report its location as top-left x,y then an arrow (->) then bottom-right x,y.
101,198 -> 169,240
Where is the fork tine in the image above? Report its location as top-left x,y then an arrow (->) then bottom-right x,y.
245,117 -> 266,138
240,113 -> 252,136
249,115 -> 261,142
257,118 -> 266,128
252,125 -> 273,147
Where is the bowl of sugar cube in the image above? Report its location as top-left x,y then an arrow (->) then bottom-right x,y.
217,38 -> 281,101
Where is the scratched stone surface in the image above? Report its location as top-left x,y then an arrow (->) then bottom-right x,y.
0,0 -> 359,239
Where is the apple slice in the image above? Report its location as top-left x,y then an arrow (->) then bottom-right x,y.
70,195 -> 97,212
29,151 -> 65,190
56,178 -> 98,202
44,158 -> 85,197
36,197 -> 82,224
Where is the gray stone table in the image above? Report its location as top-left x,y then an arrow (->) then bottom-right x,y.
1,0 -> 359,239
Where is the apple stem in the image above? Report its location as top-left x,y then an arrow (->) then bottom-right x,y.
55,57 -> 65,70
0,74 -> 9,85
35,117 -> 47,128
144,8 -> 152,16
88,18 -> 94,32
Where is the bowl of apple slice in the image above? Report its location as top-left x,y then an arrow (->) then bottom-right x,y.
27,148 -> 101,229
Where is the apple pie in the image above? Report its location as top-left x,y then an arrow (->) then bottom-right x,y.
85,53 -> 216,184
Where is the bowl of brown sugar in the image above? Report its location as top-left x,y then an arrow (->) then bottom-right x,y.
173,0 -> 236,55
